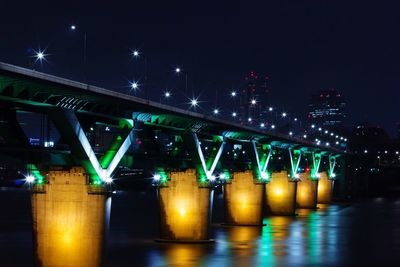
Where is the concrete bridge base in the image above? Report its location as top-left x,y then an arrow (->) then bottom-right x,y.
224,171 -> 264,226
317,172 -> 333,204
296,173 -> 318,209
31,167 -> 108,267
158,169 -> 211,242
265,171 -> 297,216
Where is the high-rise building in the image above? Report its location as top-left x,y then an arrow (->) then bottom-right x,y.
239,71 -> 270,125
396,122 -> 400,139
307,89 -> 346,129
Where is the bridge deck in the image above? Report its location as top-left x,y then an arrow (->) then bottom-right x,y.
0,61 -> 342,153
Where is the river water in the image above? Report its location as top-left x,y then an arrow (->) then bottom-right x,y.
1,187 -> 400,267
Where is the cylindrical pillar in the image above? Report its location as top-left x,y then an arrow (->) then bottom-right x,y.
317,171 -> 333,204
31,167 -> 107,267
224,171 -> 264,225
296,172 -> 318,209
265,171 -> 297,216
159,169 -> 211,241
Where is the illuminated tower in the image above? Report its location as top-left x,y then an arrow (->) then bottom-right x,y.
307,89 -> 346,129
239,71 -> 270,125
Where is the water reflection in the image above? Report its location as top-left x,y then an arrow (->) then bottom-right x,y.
163,244 -> 207,266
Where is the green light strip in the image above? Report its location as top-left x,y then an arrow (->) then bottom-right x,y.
193,133 -> 225,181
328,155 -> 337,178
289,149 -> 301,179
252,141 -> 272,181
311,153 -> 322,180
26,163 -> 44,184
66,111 -> 134,182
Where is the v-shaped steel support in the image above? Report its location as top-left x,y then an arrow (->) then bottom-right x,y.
252,141 -> 272,180
289,148 -> 302,179
328,155 -> 337,179
192,133 -> 225,180
311,152 -> 322,179
51,110 -> 134,182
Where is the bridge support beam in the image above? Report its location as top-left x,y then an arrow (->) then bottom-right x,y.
317,171 -> 333,204
31,167 -> 109,267
158,169 -> 211,242
49,110 -> 134,184
224,171 -> 264,226
296,172 -> 318,209
265,171 -> 297,216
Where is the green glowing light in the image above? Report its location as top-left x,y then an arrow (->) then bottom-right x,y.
289,149 -> 301,179
155,168 -> 169,183
329,155 -> 337,179
26,164 -> 45,185
252,142 -> 272,183
310,153 -> 322,181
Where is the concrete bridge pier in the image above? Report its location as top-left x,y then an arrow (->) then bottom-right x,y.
317,171 -> 333,204
296,172 -> 318,209
224,171 -> 264,226
31,167 -> 109,267
265,171 -> 297,216
158,169 -> 212,242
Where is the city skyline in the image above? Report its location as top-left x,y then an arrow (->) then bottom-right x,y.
1,1 -> 399,137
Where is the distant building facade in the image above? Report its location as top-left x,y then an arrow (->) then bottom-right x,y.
239,71 -> 270,126
308,89 -> 346,129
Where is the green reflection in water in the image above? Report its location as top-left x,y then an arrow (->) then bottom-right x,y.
256,218 -> 276,266
307,211 -> 320,264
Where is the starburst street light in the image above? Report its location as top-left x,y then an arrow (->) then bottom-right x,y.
130,81 -> 139,90
282,112 -> 287,117
213,109 -> 219,115
232,112 -> 237,117
231,91 -> 237,97
132,50 -> 140,57
37,52 -> 44,60
189,97 -> 199,108
70,25 -> 76,30
251,99 -> 256,105
164,91 -> 171,98
32,49 -> 48,64
175,67 -> 181,73
269,107 -> 273,111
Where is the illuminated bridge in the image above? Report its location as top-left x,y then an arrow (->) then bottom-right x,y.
0,62 -> 346,247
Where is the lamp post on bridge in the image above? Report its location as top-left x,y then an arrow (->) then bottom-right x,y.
70,24 -> 88,83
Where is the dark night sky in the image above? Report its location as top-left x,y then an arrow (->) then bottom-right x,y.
1,0 -> 400,135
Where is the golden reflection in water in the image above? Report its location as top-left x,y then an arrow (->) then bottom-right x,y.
296,173 -> 318,209
164,244 -> 206,266
227,226 -> 261,256
159,169 -> 210,240
31,168 -> 107,267
225,171 -> 263,225
269,216 -> 293,242
317,172 -> 333,204
266,172 -> 297,215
